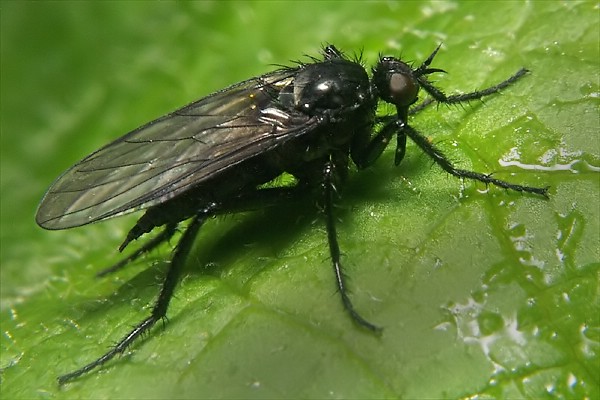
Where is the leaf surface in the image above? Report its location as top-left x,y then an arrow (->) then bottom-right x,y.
1,2 -> 598,398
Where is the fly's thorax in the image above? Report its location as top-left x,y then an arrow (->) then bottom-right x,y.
279,58 -> 373,117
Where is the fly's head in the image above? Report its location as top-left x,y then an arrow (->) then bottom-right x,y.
372,57 -> 420,113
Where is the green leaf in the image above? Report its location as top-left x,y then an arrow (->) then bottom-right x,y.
1,1 -> 598,399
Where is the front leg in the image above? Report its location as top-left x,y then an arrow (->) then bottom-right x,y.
352,117 -> 404,169
418,68 -> 529,105
404,123 -> 549,197
352,116 -> 411,169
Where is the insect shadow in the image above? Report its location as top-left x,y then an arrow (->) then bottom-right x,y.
66,196 -> 320,318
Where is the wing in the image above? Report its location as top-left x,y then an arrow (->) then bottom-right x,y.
36,68 -> 319,230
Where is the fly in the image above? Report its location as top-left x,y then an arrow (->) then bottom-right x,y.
36,44 -> 549,384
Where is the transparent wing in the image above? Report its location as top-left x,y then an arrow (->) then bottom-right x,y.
37,69 -> 317,229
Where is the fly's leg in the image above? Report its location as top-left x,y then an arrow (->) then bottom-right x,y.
372,67 -> 529,166
406,42 -> 529,115
97,186 -> 305,278
405,67 -> 528,129
354,116 -> 411,168
418,68 -> 529,105
398,63 -> 527,163
227,181 -> 381,331
322,160 -> 382,333
413,44 -> 530,105
352,119 -> 399,169
403,123 -> 549,197
405,61 -> 546,196
58,212 -> 208,385
94,185 -> 300,277
96,223 -> 178,277
58,187 -> 312,383
408,98 -> 434,115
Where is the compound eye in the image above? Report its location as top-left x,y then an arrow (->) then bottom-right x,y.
388,72 -> 419,107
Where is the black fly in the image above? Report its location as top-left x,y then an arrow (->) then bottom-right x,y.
36,44 -> 549,384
